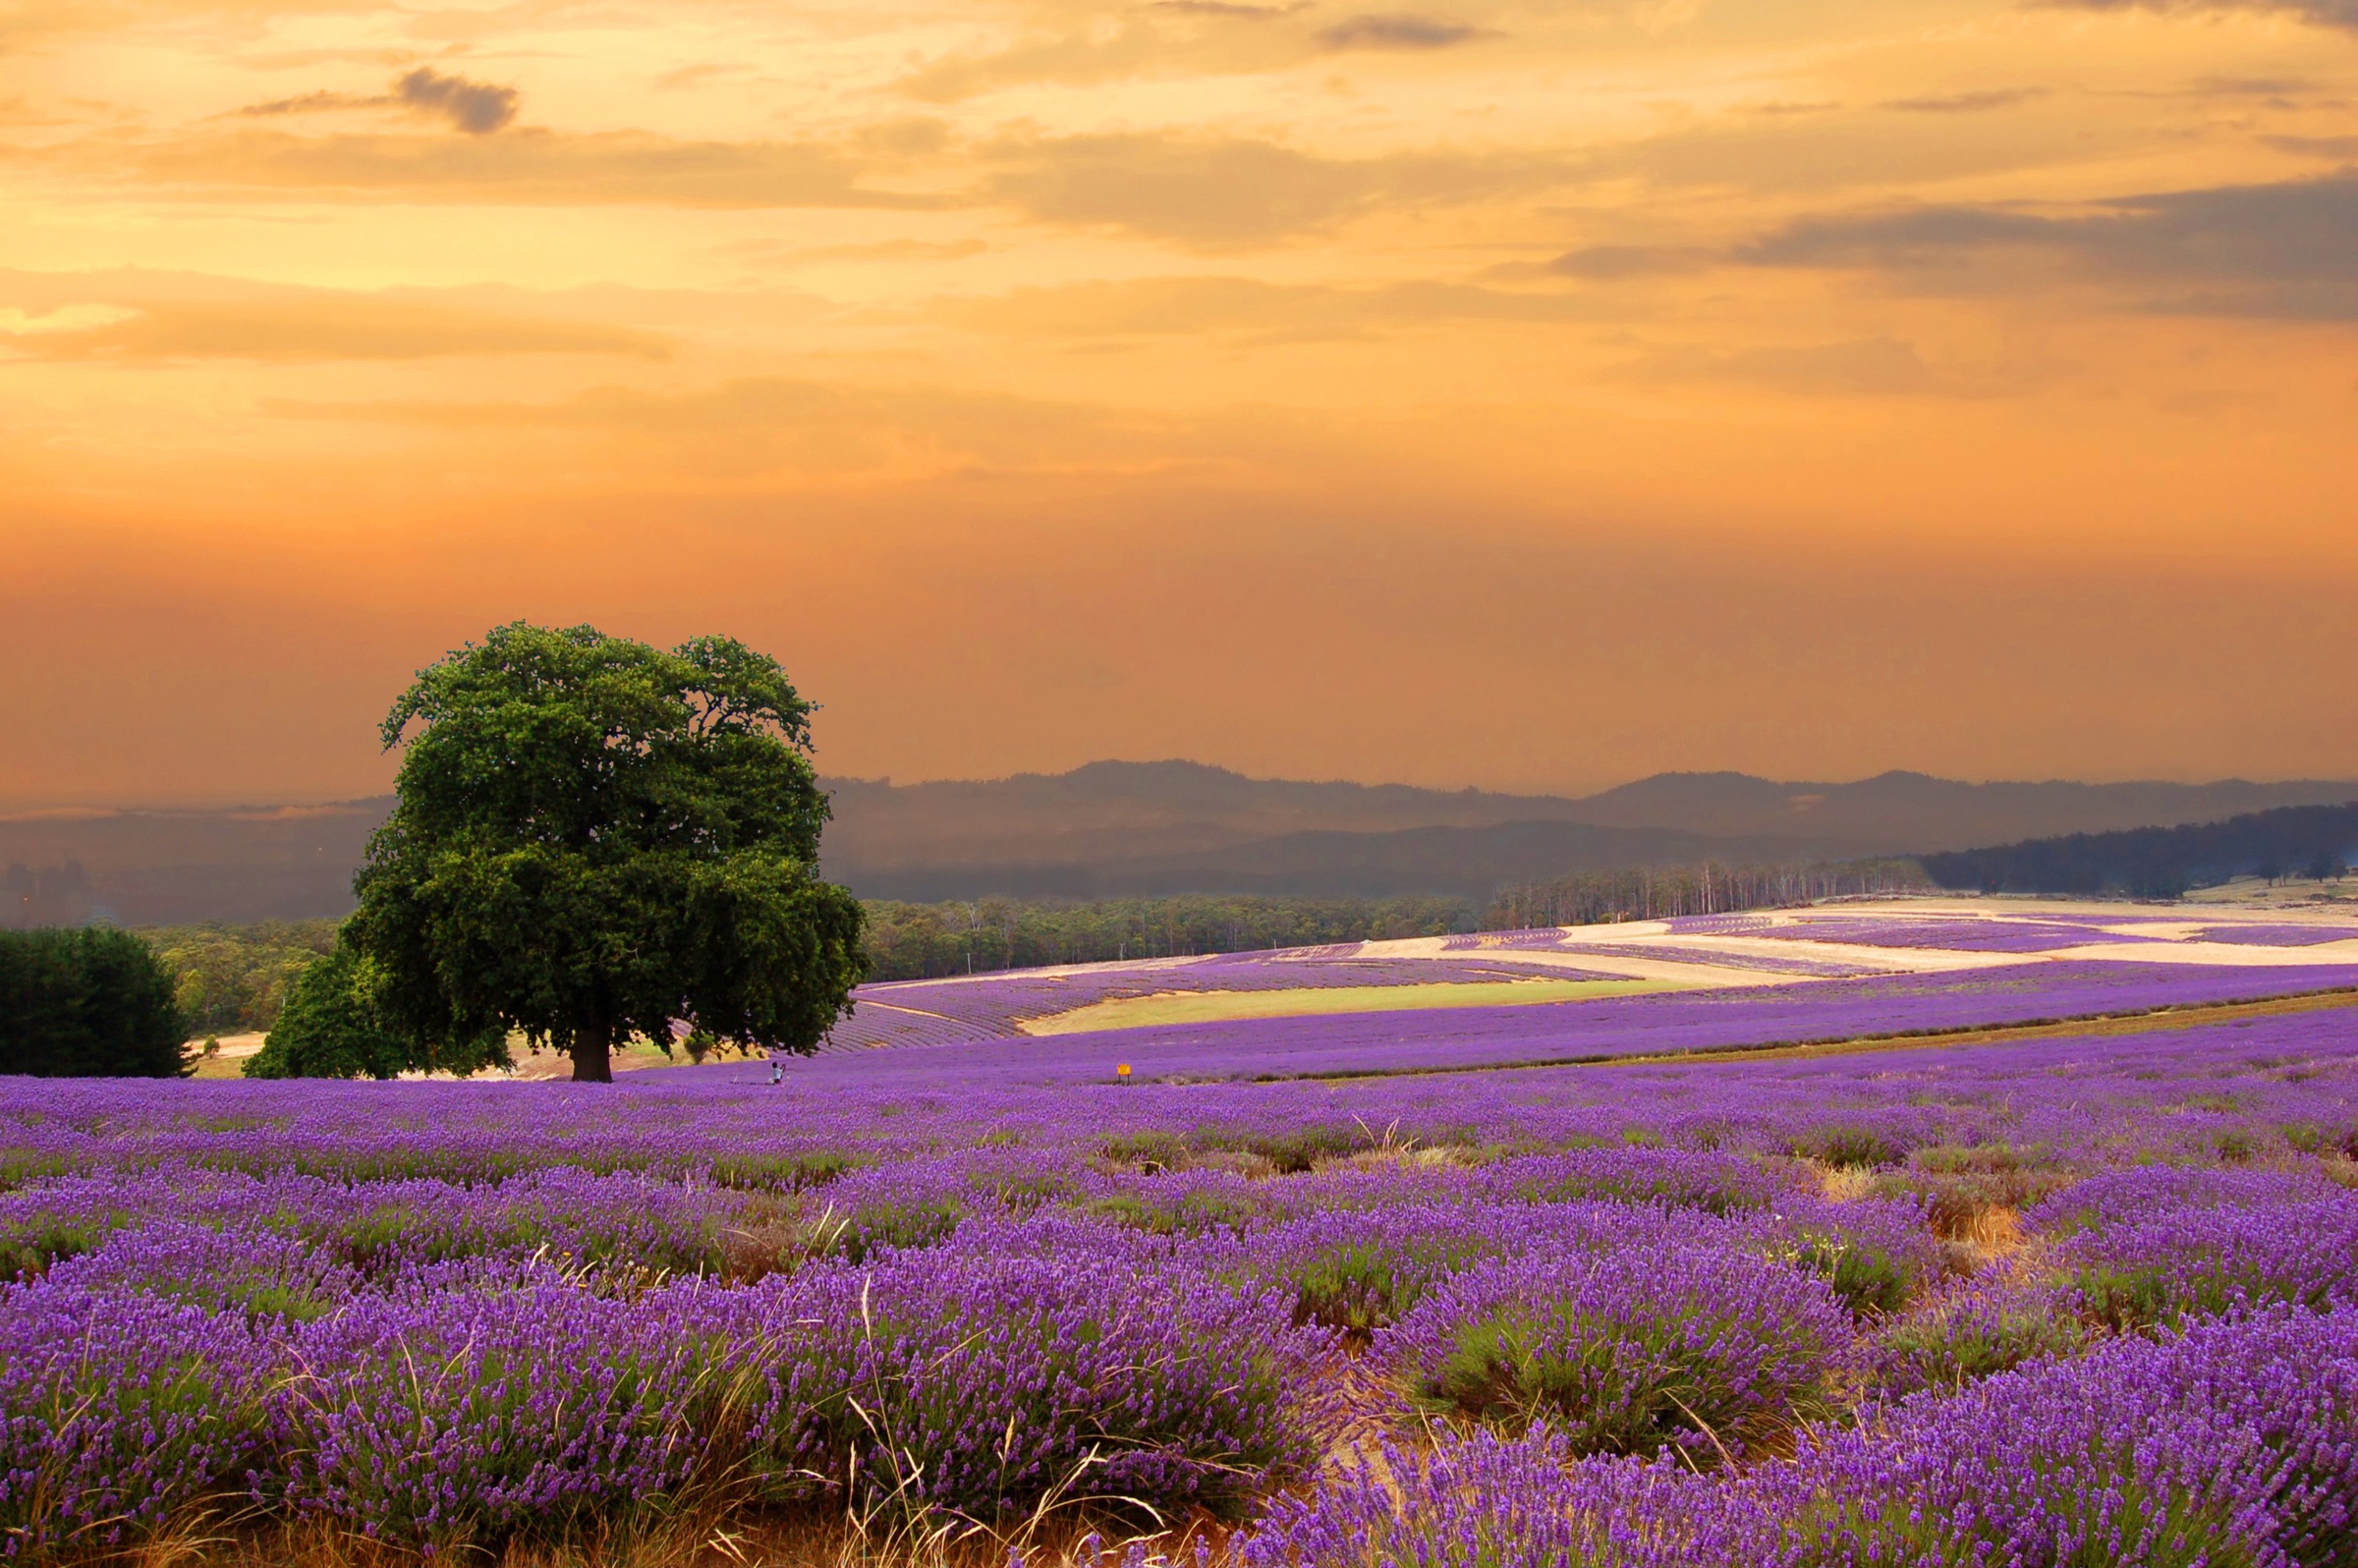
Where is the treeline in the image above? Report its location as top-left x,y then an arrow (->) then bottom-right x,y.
862,894 -> 1479,980
1922,801 -> 2358,898
144,919 -> 341,1034
1488,859 -> 1935,928
0,927 -> 186,1077
135,864 -> 1949,1005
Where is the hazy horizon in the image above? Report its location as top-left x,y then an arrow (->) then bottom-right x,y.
11,756 -> 2358,819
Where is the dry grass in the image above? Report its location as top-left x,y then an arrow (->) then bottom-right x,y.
86,1504 -> 1226,1568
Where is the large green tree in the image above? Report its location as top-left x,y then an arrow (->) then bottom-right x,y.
348,623 -> 868,1082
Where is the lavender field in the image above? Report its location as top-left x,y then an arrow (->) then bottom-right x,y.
829,900 -> 2358,1051
9,924 -> 2358,1565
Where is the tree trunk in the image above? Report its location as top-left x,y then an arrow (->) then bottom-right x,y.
570,1016 -> 615,1083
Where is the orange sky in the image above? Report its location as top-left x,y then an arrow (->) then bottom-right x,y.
3,0 -> 2355,808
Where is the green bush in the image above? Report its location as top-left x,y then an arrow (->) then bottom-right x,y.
245,940 -> 508,1080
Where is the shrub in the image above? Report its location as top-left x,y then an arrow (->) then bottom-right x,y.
1868,1277 -> 2087,1397
1761,1305 -> 2358,1568
1239,1201 -> 1735,1336
1473,1148 -> 1796,1215
0,1281 -> 279,1557
242,945 -> 412,1080
48,1221 -> 359,1321
1786,1125 -> 1905,1170
2063,1199 -> 2358,1329
1377,1246 -> 1852,1463
279,1281 -> 746,1551
1236,1427 -> 1707,1568
1745,1196 -> 1946,1316
744,1226 -> 1333,1524
1076,1176 -> 1265,1238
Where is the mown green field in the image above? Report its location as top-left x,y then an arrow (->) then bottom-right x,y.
1020,977 -> 1691,1035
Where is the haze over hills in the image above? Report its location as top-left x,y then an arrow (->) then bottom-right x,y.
6,761 -> 2356,924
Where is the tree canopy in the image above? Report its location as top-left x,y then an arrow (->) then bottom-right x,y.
244,938 -> 510,1081
348,623 -> 867,1081
0,926 -> 187,1077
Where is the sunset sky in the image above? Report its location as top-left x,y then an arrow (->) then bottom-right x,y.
3,0 -> 2355,808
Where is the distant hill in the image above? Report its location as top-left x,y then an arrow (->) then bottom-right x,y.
7,760 -> 2356,923
839,819 -> 1825,901
1529,769 -> 2358,849
1921,801 -> 2358,897
0,803 -> 385,927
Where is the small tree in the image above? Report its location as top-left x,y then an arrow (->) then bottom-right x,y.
348,623 -> 868,1082
245,941 -> 508,1080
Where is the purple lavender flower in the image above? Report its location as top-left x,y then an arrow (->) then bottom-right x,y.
275,1279 -> 748,1550
0,1279 -> 280,1556
1375,1245 -> 1854,1461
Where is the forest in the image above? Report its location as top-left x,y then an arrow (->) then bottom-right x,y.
1484,858 -> 1932,929
1920,801 -> 2358,897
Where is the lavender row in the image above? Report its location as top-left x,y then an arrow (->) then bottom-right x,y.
13,1164 -> 2354,1557
1243,1303 -> 2358,1568
6,979 -> 2358,1187
1,1220 -> 1335,1556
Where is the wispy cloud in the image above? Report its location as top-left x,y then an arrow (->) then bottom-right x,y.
0,273 -> 672,362
30,127 -> 945,209
926,274 -> 1605,340
984,133 -> 1567,247
238,66 -> 520,135
1610,336 -> 1962,395
1881,86 -> 2048,113
1741,172 -> 2358,314
1314,14 -> 1487,50
1544,244 -> 1715,278
2042,0 -> 2358,30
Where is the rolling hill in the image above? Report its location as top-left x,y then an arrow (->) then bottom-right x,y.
7,760 -> 2354,924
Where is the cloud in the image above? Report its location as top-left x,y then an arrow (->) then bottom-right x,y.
1881,87 -> 2048,113
393,67 -> 518,134
925,274 -> 1606,339
260,375 -> 1197,483
238,88 -> 369,119
1613,337 -> 1960,396
738,238 -> 987,264
1154,0 -> 1303,13
236,66 -> 520,136
888,4 -> 1477,101
0,269 -> 674,362
893,9 -> 1320,103
1,299 -> 670,363
2041,0 -> 2358,29
1313,13 -> 1485,49
653,62 -> 753,91
1740,172 -> 2358,316
2266,134 -> 2358,159
1544,244 -> 1714,278
44,127 -> 941,209
984,133 -> 1565,247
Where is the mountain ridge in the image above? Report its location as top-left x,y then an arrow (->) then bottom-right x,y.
7,762 -> 2355,923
